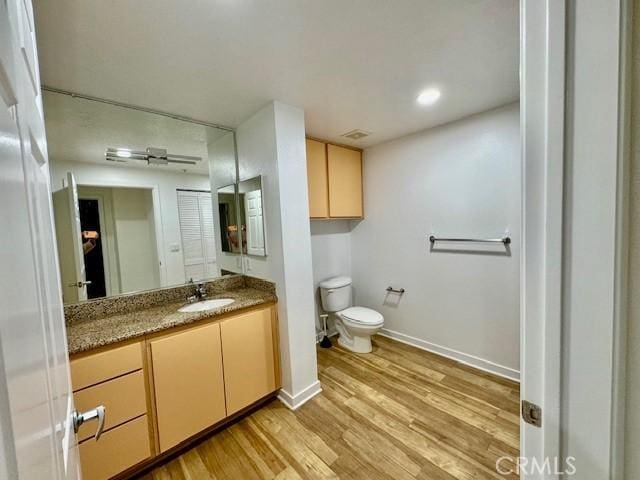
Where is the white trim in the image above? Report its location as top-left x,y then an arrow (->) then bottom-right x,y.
277,380 -> 322,411
378,329 -> 520,382
610,1 -> 632,477
70,180 -> 167,287
76,191 -> 113,296
560,1 -> 625,476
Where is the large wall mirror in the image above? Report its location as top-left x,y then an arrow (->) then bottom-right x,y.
45,91 -> 243,304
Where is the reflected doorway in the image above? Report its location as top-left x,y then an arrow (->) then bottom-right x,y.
78,198 -> 107,299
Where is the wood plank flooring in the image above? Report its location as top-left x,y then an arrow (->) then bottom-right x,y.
137,335 -> 520,480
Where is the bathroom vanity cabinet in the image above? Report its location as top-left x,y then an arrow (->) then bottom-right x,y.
306,138 -> 363,219
69,303 -> 279,480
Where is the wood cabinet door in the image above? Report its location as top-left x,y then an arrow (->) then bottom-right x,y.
150,322 -> 226,452
221,307 -> 277,415
306,138 -> 329,218
327,144 -> 363,218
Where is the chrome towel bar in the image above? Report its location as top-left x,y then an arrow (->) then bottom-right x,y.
428,235 -> 511,245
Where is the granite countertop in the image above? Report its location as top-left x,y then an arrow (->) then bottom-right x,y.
67,287 -> 277,355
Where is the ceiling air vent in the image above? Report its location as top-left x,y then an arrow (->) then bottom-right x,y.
341,129 -> 371,140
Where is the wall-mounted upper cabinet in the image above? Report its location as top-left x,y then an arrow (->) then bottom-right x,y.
306,139 -> 363,219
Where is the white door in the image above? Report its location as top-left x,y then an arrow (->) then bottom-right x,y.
520,0 -> 565,477
0,0 -> 80,478
244,189 -> 265,256
52,172 -> 88,303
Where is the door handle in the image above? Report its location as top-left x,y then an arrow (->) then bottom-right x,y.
68,280 -> 92,288
72,405 -> 106,441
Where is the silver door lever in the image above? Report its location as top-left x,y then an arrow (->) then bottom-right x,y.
72,406 -> 106,441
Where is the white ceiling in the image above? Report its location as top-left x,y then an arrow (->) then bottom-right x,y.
33,0 -> 519,148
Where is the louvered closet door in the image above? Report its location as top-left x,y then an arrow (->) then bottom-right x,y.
177,190 -> 217,282
198,193 -> 218,278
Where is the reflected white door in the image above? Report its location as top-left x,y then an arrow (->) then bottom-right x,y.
52,173 -> 88,303
66,173 -> 88,302
0,0 -> 79,478
245,190 -> 265,256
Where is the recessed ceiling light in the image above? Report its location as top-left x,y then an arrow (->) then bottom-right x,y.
116,149 -> 132,158
417,88 -> 441,106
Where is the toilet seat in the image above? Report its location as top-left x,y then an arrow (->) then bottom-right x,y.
339,306 -> 384,326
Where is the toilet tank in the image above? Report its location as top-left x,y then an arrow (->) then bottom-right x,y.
319,276 -> 352,312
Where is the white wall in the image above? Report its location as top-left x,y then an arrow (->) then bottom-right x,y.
50,160 -> 211,288
111,188 -> 160,292
310,220 -> 352,331
235,101 -> 320,408
208,130 -> 243,275
350,103 -> 520,378
236,105 -> 279,280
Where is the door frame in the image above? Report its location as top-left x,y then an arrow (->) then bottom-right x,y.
521,0 -> 631,477
69,180 -> 166,288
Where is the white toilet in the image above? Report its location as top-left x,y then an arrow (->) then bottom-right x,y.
319,276 -> 384,353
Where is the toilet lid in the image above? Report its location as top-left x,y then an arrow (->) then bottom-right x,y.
319,276 -> 352,289
340,307 -> 384,325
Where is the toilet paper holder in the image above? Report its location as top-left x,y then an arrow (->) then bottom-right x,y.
386,286 -> 405,294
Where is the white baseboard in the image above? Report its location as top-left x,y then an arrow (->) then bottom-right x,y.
378,328 -> 520,382
277,380 -> 322,410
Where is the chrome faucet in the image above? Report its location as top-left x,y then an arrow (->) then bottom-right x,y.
194,282 -> 207,300
186,281 -> 207,303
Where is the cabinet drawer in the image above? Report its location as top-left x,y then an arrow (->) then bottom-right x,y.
71,342 -> 143,391
79,415 -> 151,480
74,370 -> 147,442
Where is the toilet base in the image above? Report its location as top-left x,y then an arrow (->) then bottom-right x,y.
337,333 -> 373,354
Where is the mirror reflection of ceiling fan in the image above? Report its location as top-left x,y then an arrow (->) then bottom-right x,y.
105,147 -> 202,165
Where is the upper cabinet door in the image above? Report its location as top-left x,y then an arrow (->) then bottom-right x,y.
327,144 -> 363,218
306,139 -> 329,218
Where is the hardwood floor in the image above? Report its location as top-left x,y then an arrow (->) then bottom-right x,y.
138,335 -> 520,480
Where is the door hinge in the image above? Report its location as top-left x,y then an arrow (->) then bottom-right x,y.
522,400 -> 542,427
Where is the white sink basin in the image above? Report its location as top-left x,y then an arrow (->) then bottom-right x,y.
178,298 -> 235,313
